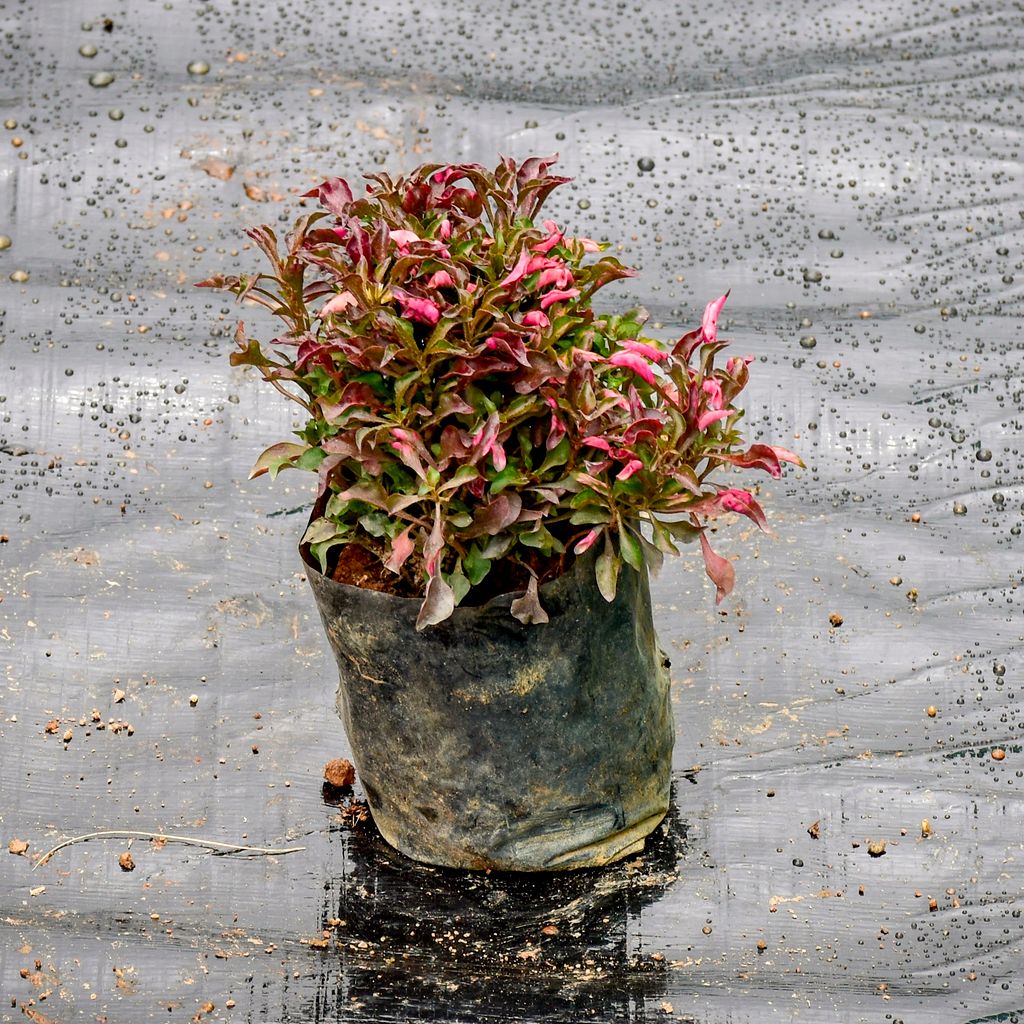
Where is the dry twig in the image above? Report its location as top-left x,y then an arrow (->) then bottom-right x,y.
32,830 -> 304,870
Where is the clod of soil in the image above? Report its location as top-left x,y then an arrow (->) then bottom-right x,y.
867,839 -> 887,857
323,758 -> 355,789
829,612 -> 844,627
8,838 -> 29,855
118,851 -> 135,871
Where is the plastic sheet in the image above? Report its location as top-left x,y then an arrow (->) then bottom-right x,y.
1,1 -> 1023,1021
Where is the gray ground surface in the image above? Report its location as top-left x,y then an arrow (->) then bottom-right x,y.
2,1 -> 1023,1021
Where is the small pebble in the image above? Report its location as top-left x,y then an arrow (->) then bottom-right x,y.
118,851 -> 135,871
189,694 -> 199,707
829,612 -> 844,627
992,748 -> 1006,761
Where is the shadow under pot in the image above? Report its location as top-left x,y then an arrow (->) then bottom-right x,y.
302,531 -> 673,872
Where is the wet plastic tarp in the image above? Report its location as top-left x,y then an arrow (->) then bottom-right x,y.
2,1 -> 1023,1021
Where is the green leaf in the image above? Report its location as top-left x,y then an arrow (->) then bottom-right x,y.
249,442 -> 308,480
301,516 -> 340,546
662,519 -> 702,544
569,508 -> 611,526
618,524 -> 644,573
464,545 -> 492,585
358,511 -> 389,537
535,435 -> 570,475
437,464 -> 480,493
480,533 -> 514,560
310,534 -> 349,574
519,525 -> 564,554
394,369 -> 421,409
447,568 -> 471,605
489,465 -> 529,494
295,446 -> 326,472
650,517 -> 681,556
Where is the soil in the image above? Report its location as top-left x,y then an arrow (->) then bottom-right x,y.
327,535 -> 576,606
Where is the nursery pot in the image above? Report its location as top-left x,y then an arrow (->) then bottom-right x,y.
302,537 -> 674,872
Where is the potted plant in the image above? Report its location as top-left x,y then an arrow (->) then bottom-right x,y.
198,155 -> 801,871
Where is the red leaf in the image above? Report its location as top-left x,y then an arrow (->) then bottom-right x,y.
464,493 -> 522,538
699,532 -> 735,605
711,443 -> 804,478
302,177 -> 354,217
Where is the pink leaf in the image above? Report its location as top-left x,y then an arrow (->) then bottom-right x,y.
574,528 -> 601,554
498,247 -> 532,288
697,408 -> 730,431
539,287 -> 580,310
621,338 -> 668,363
616,458 -> 644,481
384,525 -> 416,574
532,219 -> 564,255
607,350 -> 656,385
389,228 -> 420,250
320,290 -> 357,317
427,270 -> 455,289
692,488 -> 770,532
699,532 -> 735,605
393,290 -> 440,326
700,291 -> 730,344
423,504 -> 445,575
537,265 -> 574,289
521,310 -> 550,328
702,378 -> 724,409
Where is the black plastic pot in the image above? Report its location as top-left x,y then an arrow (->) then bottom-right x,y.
302,540 -> 673,871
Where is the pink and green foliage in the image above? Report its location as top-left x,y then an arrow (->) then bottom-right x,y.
198,156 -> 802,628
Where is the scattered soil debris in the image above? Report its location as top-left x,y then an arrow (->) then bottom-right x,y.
195,157 -> 234,180
323,758 -> 355,789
